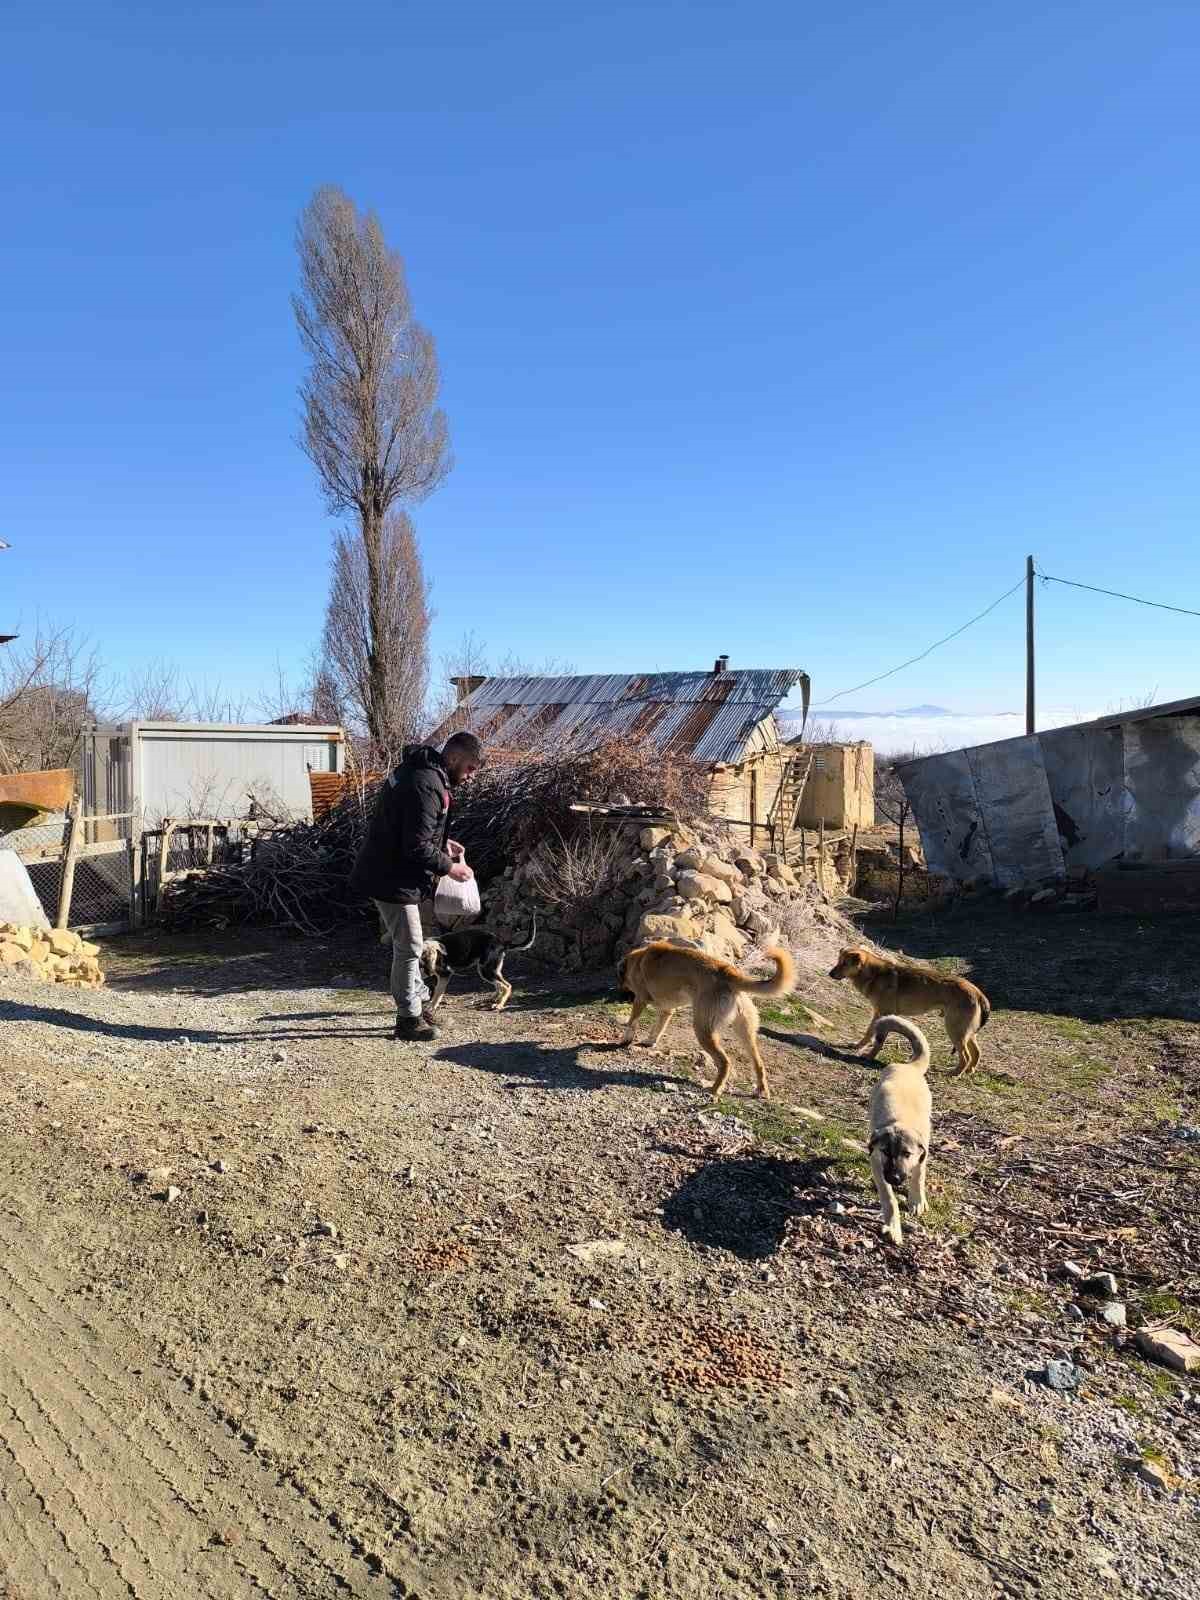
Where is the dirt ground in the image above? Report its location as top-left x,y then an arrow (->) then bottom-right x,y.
1,900 -> 1198,1599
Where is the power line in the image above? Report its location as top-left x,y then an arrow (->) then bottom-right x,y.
814,575 -> 1026,706
1038,572 -> 1200,621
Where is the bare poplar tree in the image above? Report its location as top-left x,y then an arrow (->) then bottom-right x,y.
319,510 -> 431,757
293,186 -> 449,756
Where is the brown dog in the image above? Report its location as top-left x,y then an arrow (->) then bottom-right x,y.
829,945 -> 990,1075
619,941 -> 796,1100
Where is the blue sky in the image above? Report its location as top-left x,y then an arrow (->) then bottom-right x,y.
2,1 -> 1199,723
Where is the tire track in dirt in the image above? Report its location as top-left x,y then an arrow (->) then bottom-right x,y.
0,1213 -> 419,1599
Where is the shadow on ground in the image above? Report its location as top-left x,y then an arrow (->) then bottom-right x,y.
662,1154 -> 844,1261
435,1039 -> 689,1094
858,899 -> 1200,1024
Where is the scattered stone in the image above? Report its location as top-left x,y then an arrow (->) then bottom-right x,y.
1056,1260 -> 1085,1282
587,1297 -> 608,1311
1136,1327 -> 1200,1375
332,1253 -> 351,1270
211,1159 -> 229,1175
1080,1271 -> 1119,1299
196,1209 -> 210,1225
163,1186 -> 181,1204
1172,1123 -> 1200,1142
639,826 -> 671,852
1136,1458 -> 1170,1492
759,1269 -> 776,1284
1099,1302 -> 1127,1328
1030,888 -> 1057,905
564,1239 -> 627,1266
314,1221 -> 339,1240
273,1048 -> 289,1064
1033,1359 -> 1083,1393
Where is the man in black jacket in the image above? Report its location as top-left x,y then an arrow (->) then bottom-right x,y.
349,731 -> 482,1041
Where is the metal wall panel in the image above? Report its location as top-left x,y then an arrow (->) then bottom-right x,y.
1038,725 -> 1125,869
966,736 -> 1065,888
1123,715 -> 1200,861
896,750 -> 995,882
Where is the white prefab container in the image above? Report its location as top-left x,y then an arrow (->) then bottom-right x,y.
80,722 -> 345,826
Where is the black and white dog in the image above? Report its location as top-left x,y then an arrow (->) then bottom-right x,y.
419,916 -> 537,1013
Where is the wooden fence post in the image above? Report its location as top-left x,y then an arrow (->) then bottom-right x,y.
56,797 -> 83,930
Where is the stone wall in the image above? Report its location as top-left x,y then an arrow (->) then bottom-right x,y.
481,819 -> 848,974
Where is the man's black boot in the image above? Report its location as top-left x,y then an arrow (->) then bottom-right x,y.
393,1014 -> 439,1042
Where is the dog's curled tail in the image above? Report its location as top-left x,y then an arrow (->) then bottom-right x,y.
732,945 -> 795,997
511,912 -> 538,953
977,990 -> 991,1030
870,1015 -> 931,1072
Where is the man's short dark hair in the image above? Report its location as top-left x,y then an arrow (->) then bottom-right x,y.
443,730 -> 483,763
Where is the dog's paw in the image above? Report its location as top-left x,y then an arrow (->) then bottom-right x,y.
911,1198 -> 928,1220
881,1219 -> 903,1247
755,1088 -> 772,1101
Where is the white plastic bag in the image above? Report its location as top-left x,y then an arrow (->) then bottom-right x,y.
434,868 -> 481,928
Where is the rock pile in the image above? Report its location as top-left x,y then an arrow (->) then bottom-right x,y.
483,820 -> 848,972
0,923 -> 105,989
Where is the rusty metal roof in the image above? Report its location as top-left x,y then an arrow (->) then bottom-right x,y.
431,669 -> 808,766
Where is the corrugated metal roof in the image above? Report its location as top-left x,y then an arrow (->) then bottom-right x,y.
431,669 -> 807,766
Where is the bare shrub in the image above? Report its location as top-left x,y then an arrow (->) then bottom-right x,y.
449,735 -> 709,883
523,823 -> 627,917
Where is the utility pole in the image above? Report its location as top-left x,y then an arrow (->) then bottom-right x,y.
1025,554 -> 1035,736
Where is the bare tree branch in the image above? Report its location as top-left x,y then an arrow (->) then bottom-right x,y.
293,186 -> 449,758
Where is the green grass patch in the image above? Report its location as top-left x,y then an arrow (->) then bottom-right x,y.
1115,1394 -> 1142,1417
716,1098 -> 870,1177
921,1185 -> 971,1237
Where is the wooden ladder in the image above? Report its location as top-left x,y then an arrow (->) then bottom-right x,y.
768,751 -> 813,855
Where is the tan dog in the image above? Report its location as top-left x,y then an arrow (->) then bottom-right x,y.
866,1016 -> 932,1246
829,945 -> 990,1075
619,942 -> 796,1100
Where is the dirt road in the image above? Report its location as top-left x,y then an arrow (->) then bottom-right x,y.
1,913 -> 1197,1598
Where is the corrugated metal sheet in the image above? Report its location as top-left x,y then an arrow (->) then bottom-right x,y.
898,699 -> 1200,887
431,669 -> 807,766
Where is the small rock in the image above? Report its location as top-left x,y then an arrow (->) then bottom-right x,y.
332,1253 -> 350,1269
273,1049 -> 289,1064
196,1209 -> 210,1225
1099,1302 -> 1127,1328
301,1123 -> 320,1134
1036,1496 -> 1057,1517
1030,887 -> 1057,905
453,1334 -> 467,1350
564,1239 -> 627,1266
1056,1260 -> 1085,1282
314,1221 -> 339,1240
824,1386 -> 851,1407
1065,1304 -> 1085,1322
1035,1359 -> 1082,1393
1137,1458 -> 1170,1492
1136,1327 -> 1200,1374
1080,1271 -> 1119,1299
164,1186 -> 181,1204
211,1159 -> 229,1175
759,1269 -> 776,1284
1172,1123 -> 1200,1142
587,1297 -> 608,1311
146,1165 -> 173,1184
825,1200 -> 847,1216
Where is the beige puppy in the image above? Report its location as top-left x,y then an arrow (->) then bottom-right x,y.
829,944 -> 990,1075
619,941 -> 796,1101
866,1015 -> 932,1246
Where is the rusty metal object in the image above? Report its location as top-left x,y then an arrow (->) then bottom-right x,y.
0,768 -> 74,833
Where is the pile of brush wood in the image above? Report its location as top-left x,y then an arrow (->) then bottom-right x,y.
157,736 -> 709,938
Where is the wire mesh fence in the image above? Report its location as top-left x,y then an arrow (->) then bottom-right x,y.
3,812 -> 137,931
4,815 -> 70,925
